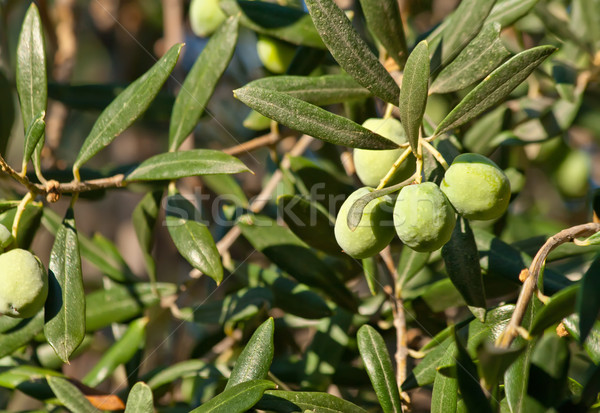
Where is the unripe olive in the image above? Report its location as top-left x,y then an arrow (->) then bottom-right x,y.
440,153 -> 510,221
0,224 -> 13,251
555,149 -> 590,198
394,182 -> 456,252
334,187 -> 395,259
353,118 -> 415,187
0,249 -> 47,318
189,0 -> 227,38
256,35 -> 296,74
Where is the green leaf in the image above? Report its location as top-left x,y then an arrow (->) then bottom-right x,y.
169,16 -> 239,151
44,208 -> 85,363
397,247 -> 430,288
0,364 -> 62,399
125,149 -> 250,182
529,284 -> 578,336
73,43 -> 182,173
362,256 -> 379,296
233,87 -> 397,149
431,343 -> 457,413
528,332 -> 569,408
189,379 -> 276,413
399,40 -> 429,154
0,312 -> 44,358
82,317 -> 149,387
476,343 -> 525,389
47,376 -> 100,413
16,3 -> 47,173
357,325 -> 402,413
576,256 -> 600,342
436,0 -> 496,68
258,389 -> 368,413
85,283 -> 175,332
220,0 -> 325,48
226,318 -> 275,389
304,0 -> 400,104
243,74 -> 371,105
562,314 -> 600,364
430,23 -> 509,94
486,0 -> 539,28
124,382 -> 154,413
243,109 -> 272,131
132,191 -> 162,281
435,45 -> 555,136
462,106 -> 508,155
0,70 -> 15,156
346,182 -> 404,231
202,174 -> 248,208
165,192 -> 223,283
453,328 -> 492,413
442,217 -> 487,322
146,360 -> 206,390
359,0 -> 408,67
22,111 -> 45,168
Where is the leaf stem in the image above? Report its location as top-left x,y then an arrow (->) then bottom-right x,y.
421,138 -> 449,170
12,191 -> 34,240
376,147 -> 413,190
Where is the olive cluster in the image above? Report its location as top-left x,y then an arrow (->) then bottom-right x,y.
334,119 -> 511,258
0,224 -> 47,319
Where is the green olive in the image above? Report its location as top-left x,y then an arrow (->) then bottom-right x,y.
189,0 -> 227,38
0,224 -> 13,251
256,35 -> 296,74
555,149 -> 590,198
0,249 -> 47,318
334,187 -> 395,259
353,118 -> 415,187
394,182 -> 456,252
440,153 -> 510,221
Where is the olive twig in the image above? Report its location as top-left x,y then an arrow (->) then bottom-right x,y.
376,147 -> 413,190
497,222 -> 600,348
414,137 -> 423,184
421,138 -> 449,170
12,191 -> 34,240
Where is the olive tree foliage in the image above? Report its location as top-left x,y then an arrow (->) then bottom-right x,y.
0,0 -> 600,411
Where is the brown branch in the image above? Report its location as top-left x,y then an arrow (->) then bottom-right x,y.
498,222 -> 600,348
223,132 -> 281,156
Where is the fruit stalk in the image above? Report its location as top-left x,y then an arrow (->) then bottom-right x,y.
376,147 -> 414,189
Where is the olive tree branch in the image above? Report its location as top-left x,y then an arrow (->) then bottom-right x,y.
497,222 -> 600,348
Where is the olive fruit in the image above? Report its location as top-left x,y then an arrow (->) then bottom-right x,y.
189,0 -> 227,38
555,149 -> 590,198
334,187 -> 395,259
256,35 -> 296,74
440,153 -> 510,221
353,118 -> 415,187
394,182 -> 456,252
0,249 -> 47,318
0,224 -> 13,251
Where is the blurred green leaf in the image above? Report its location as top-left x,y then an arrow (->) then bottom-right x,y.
357,325 -> 402,413
202,174 -> 248,208
362,256 -> 379,296
47,376 -> 100,413
166,192 -> 222,284
44,208 -> 85,363
220,0 -> 325,48
431,343 -> 457,413
562,314 -> 600,364
304,0 -> 400,104
169,16 -> 239,151
486,0 -> 539,28
234,87 -> 397,149
0,312 -> 44,358
258,389 -> 368,412
0,70 -> 14,156
476,343 -> 524,389
359,0 -> 408,67
132,191 -> 162,282
399,40 -> 429,154
462,106 -> 508,155
435,46 -> 556,136
125,149 -> 250,182
442,217 -> 487,321
125,382 -> 154,413
528,332 -> 569,409
529,284 -> 578,336
576,256 -> 600,342
226,318 -> 274,389
243,109 -> 272,131
22,111 -> 45,169
83,317 -> 149,387
397,247 -> 430,288
146,360 -> 206,390
189,379 -> 275,413
73,43 -> 182,173
0,200 -> 20,214
0,203 -> 42,250
430,23 -> 509,94
244,74 -> 371,105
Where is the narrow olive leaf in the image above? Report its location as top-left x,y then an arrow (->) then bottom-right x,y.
304,0 -> 400,104
234,87 -> 397,149
125,150 -> 250,182
47,376 -> 100,413
397,247 -> 430,288
226,318 -> 275,389
535,4 -> 589,53
73,44 -> 182,173
44,208 -> 85,363
442,217 -> 487,322
132,191 -> 162,282
82,317 -> 149,387
430,23 -> 509,94
169,16 -> 239,151
243,74 -> 371,105
477,343 -> 525,390
453,328 -> 492,413
362,257 -> 379,296
202,174 -> 248,208
576,256 -> 600,343
357,325 -> 403,413
359,0 -> 408,67
562,314 -> 600,365
347,182 -> 405,231
257,390 -> 368,413
437,0 -> 496,69
220,0 -> 325,48
529,284 -> 578,336
486,0 -> 539,28
528,333 -> 570,408
0,312 -> 44,358
124,382 -> 154,413
434,46 -> 556,136
243,109 -> 271,131
166,192 -> 223,283
399,40 -> 429,155
431,343 -> 458,413
0,200 -> 20,214
190,379 -> 276,413
22,111 -> 45,167
16,3 -> 47,170
146,360 -> 206,390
